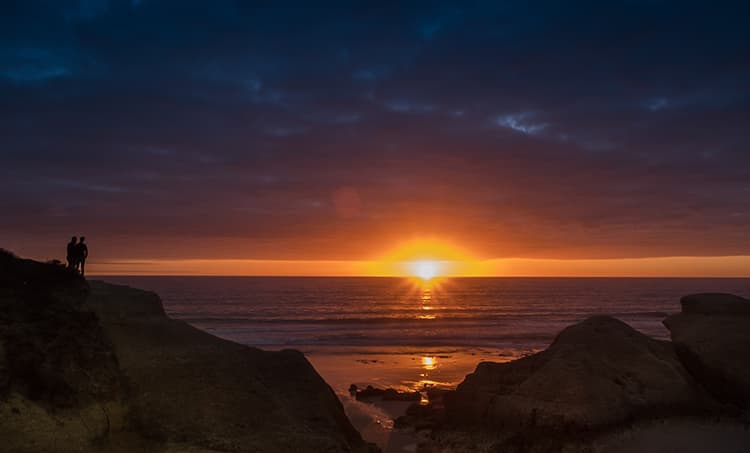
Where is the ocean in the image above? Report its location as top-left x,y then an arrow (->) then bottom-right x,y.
101,276 -> 750,394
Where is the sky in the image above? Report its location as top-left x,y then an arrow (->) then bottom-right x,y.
1,1 -> 749,276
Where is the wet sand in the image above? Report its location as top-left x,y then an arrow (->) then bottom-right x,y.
300,346 -> 750,453
294,346 -> 539,451
341,397 -> 416,453
299,345 -> 539,393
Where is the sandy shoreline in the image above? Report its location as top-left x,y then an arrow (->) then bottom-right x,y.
4,254 -> 748,452
282,346 -> 528,450
265,345 -> 537,391
343,397 -> 417,453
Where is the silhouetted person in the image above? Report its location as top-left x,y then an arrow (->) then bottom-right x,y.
66,236 -> 78,269
76,236 -> 89,277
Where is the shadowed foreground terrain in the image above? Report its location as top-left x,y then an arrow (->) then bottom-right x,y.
3,250 -> 749,453
399,294 -> 750,452
0,250 -> 374,452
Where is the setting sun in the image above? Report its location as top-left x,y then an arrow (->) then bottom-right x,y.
367,238 -> 483,278
4,4 -> 750,453
411,260 -> 440,280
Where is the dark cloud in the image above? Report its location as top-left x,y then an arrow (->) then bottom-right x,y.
1,0 -> 749,261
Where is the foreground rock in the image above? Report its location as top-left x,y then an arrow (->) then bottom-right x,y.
0,250 -> 127,452
88,281 -> 375,452
665,293 -> 750,408
0,250 -> 374,452
446,316 -> 713,435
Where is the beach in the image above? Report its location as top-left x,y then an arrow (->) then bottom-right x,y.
100,276 -> 750,450
3,251 -> 750,452
102,276 -> 750,387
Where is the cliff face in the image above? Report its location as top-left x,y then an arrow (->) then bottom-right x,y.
0,251 -> 373,453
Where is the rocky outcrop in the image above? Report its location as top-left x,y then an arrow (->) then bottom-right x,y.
0,250 -> 374,452
429,296 -> 750,452
677,293 -> 750,315
665,293 -> 750,408
444,316 -> 714,438
87,280 -> 373,452
0,250 -> 126,452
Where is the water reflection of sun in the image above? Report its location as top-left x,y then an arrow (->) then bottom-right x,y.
419,356 -> 439,403
417,285 -> 436,319
421,356 -> 437,370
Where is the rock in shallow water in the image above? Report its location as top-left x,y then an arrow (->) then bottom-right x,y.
353,385 -> 421,402
665,293 -> 750,409
445,316 -> 714,435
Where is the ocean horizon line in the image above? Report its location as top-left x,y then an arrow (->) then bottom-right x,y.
91,274 -> 750,279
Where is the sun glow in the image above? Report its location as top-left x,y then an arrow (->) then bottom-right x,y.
411,260 -> 440,281
367,238 -> 481,278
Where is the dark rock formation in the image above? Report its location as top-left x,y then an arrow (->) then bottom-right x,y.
353,385 -> 421,402
0,250 -> 375,452
444,316 -> 714,437
394,401 -> 442,431
0,249 -> 122,406
0,249 -> 125,452
665,293 -> 750,408
88,280 -> 374,452
678,293 -> 750,315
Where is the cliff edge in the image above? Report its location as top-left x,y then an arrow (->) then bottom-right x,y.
0,250 -> 373,452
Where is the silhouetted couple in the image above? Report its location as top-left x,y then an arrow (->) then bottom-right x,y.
66,236 -> 89,276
